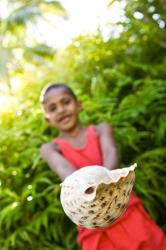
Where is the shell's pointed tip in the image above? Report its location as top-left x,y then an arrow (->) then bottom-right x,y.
130,163 -> 137,171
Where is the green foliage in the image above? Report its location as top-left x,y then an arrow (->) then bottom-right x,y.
0,108 -> 79,250
0,0 -> 66,92
0,0 -> 166,249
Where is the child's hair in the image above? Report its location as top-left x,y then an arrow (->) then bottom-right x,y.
40,83 -> 77,104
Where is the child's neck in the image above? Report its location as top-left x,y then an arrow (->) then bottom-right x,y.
60,123 -> 85,139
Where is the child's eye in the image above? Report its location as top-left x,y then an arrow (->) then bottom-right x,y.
63,99 -> 71,105
48,105 -> 56,112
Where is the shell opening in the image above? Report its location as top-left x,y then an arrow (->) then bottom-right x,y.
84,186 -> 95,194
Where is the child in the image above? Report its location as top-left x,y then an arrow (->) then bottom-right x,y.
40,83 -> 166,250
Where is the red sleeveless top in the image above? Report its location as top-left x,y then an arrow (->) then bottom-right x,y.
54,125 -> 103,169
54,125 -> 166,250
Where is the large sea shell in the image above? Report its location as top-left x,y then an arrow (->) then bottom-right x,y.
60,163 -> 137,229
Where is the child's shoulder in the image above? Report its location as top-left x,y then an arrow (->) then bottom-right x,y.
95,121 -> 113,136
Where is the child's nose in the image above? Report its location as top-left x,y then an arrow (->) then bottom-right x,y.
57,105 -> 65,113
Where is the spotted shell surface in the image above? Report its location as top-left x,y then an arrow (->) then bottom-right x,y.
60,163 -> 137,229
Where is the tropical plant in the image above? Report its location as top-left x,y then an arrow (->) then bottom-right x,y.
0,0 -> 66,94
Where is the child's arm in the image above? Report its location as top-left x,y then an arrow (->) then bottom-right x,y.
96,122 -> 119,170
40,142 -> 75,180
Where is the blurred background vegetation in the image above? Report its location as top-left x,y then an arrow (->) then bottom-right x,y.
0,0 -> 166,249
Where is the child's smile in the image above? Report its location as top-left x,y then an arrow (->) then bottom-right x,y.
58,114 -> 73,124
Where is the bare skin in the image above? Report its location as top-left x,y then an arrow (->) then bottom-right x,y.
40,88 -> 119,180
96,122 -> 119,170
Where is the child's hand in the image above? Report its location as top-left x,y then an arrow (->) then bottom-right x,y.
40,142 -> 59,161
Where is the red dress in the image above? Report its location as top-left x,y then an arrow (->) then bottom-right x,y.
54,125 -> 166,250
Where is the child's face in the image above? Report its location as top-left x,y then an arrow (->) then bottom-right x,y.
43,88 -> 81,132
